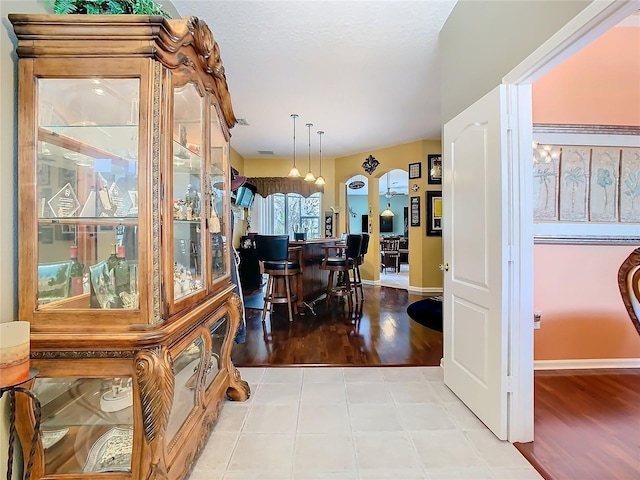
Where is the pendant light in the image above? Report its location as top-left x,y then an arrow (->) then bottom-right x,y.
288,113 -> 301,177
315,130 -> 326,186
381,173 -> 394,217
304,123 -> 316,182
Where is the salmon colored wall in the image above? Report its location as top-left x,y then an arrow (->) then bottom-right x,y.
534,245 -> 640,360
532,24 -> 640,362
532,26 -> 640,126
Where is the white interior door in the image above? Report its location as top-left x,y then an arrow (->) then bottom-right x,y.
442,85 -> 510,440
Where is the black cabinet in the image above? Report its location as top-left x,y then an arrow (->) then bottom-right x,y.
238,236 -> 261,293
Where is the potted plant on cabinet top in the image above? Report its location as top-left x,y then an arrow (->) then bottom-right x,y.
49,0 -> 170,17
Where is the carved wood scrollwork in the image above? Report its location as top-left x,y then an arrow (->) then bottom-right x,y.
156,16 -> 236,129
136,347 -> 175,479
225,294 -> 251,402
618,247 -> 640,336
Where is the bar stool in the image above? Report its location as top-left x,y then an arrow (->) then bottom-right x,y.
254,235 -> 300,322
353,233 -> 369,303
320,234 -> 362,313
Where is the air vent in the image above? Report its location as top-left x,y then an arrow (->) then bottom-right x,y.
236,118 -> 250,126
257,150 -> 274,155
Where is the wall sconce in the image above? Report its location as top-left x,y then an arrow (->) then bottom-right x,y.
362,154 -> 379,175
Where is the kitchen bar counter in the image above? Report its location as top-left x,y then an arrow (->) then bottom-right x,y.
289,237 -> 339,313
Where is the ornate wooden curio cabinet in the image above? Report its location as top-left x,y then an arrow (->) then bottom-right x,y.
9,14 -> 249,480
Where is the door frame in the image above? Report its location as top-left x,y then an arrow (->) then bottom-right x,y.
502,0 -> 638,442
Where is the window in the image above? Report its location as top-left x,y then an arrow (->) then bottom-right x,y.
257,192 -> 321,238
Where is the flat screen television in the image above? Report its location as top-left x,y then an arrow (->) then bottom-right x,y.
380,215 -> 393,233
235,184 -> 256,208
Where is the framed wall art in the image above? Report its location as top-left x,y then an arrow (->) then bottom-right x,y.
410,196 -> 420,227
427,154 -> 442,184
426,191 -> 442,236
408,162 -> 422,179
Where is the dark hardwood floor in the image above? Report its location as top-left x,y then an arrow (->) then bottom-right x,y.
515,369 -> 640,480
232,285 -> 640,480
231,284 -> 443,366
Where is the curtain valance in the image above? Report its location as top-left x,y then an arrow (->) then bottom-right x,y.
247,177 -> 324,198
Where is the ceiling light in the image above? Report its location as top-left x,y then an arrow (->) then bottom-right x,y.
315,130 -> 326,186
304,123 -> 316,182
381,202 -> 394,217
288,113 -> 301,177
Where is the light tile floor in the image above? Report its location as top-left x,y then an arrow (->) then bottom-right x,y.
379,263 -> 409,290
190,367 -> 542,480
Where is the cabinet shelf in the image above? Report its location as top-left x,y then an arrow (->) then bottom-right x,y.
39,127 -> 136,167
39,217 -> 138,226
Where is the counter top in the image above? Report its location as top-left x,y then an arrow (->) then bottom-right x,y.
290,237 -> 339,245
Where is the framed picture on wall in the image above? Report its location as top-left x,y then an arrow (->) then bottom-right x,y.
427,154 -> 442,184
410,196 -> 420,227
324,211 -> 333,237
408,162 -> 422,179
426,191 -> 442,236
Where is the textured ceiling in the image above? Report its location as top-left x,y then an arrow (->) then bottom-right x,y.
170,0 -> 457,162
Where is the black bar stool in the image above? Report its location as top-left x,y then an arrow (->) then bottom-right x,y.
254,235 -> 300,322
353,233 -> 369,303
320,234 -> 362,313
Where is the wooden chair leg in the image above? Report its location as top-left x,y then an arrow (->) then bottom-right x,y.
344,271 -> 353,313
326,271 -> 335,308
284,274 -> 294,322
261,274 -> 272,322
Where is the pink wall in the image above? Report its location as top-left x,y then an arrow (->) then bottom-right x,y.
533,26 -> 640,126
532,25 -> 640,362
534,245 -> 640,360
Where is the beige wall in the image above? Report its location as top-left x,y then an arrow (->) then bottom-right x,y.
334,139 -> 443,291
440,0 -> 591,124
236,140 -> 444,292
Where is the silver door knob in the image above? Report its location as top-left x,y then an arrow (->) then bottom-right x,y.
438,263 -> 449,271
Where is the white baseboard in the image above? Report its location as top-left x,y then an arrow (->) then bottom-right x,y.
407,286 -> 443,294
361,279 -> 380,286
534,358 -> 640,370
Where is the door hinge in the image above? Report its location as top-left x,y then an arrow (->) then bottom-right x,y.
506,375 -> 514,393
506,113 -> 513,131
506,245 -> 513,262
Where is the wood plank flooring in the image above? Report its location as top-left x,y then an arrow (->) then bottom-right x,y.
515,369 -> 640,480
231,284 -> 443,366
233,284 -> 640,480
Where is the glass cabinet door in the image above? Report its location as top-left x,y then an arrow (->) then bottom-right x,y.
34,377 -> 134,475
172,83 -> 206,303
166,336 -> 203,445
209,105 -> 230,282
36,78 -> 140,311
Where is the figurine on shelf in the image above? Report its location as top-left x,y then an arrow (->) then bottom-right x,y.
185,184 -> 200,220
100,377 -> 133,413
173,199 -> 185,219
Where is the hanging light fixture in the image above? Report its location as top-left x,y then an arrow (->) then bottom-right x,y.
288,113 -> 301,177
304,123 -> 316,182
381,173 -> 394,217
315,130 -> 326,186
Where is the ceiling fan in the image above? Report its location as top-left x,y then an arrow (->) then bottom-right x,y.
383,173 -> 403,198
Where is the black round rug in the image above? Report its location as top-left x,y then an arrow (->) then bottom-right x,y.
407,296 -> 443,332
